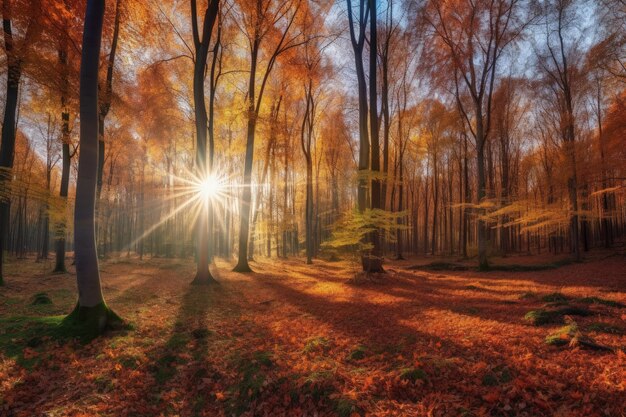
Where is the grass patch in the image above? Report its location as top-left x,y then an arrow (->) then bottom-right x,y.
577,297 -> 624,308
399,367 -> 427,383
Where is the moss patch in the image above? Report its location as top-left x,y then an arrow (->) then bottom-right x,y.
541,292 -> 569,303
399,367 -> 427,383
62,302 -> 128,342
347,345 -> 367,361
0,315 -> 65,367
226,351 -> 275,415
31,292 -> 53,305
545,323 -> 579,346
524,306 -> 592,326
303,336 -> 330,354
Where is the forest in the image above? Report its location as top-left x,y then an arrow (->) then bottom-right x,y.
0,0 -> 625,415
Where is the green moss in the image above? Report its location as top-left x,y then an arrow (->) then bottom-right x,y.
118,354 -> 141,369
227,351 -> 275,415
31,292 -> 52,305
482,373 -> 498,386
302,370 -> 336,401
303,336 -> 330,354
94,375 -> 115,393
545,323 -> 578,346
152,354 -> 179,383
577,297 -> 624,308
62,302 -> 127,342
524,309 -> 562,325
524,306 -> 591,326
347,345 -> 367,361
0,315 -> 65,367
399,367 -> 427,383
165,333 -> 190,350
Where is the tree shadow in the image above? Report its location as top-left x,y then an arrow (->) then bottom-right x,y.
247,268 -> 623,414
140,277 -> 228,415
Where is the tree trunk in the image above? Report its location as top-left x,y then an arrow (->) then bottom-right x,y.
68,0 -> 121,334
191,0 -> 219,283
364,0 -> 384,273
233,28 -> 260,273
0,15 -> 22,285
234,101 -> 256,272
475,109 -> 489,269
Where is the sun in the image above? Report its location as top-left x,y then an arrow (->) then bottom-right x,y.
196,173 -> 223,200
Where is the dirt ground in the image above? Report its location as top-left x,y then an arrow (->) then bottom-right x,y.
0,252 -> 625,417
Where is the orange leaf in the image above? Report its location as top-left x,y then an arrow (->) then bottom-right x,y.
482,390 -> 500,403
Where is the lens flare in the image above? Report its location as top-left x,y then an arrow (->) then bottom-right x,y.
196,173 -> 223,200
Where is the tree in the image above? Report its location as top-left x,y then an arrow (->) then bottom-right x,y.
96,0 -> 121,200
366,0 -> 384,272
0,0 -> 42,284
190,0 -> 219,284
233,0 -> 303,272
536,0 -> 584,260
347,0 -> 386,273
425,0 -> 525,269
65,0 -> 121,335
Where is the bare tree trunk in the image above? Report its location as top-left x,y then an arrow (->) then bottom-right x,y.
0,6 -> 23,285
68,0 -> 121,333
364,0 -> 384,273
190,0 -> 219,284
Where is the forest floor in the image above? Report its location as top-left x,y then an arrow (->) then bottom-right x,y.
0,250 -> 625,417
